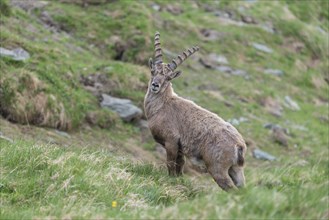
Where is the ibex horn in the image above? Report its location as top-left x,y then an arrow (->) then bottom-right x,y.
154,31 -> 163,64
168,46 -> 199,71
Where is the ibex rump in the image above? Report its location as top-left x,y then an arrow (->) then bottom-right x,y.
144,32 -> 247,191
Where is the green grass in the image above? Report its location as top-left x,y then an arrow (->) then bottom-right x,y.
0,141 -> 203,219
0,0 -> 328,219
1,140 -> 327,219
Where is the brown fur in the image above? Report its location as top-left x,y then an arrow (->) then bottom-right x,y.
144,33 -> 247,191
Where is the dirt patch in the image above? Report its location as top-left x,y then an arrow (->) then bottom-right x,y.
199,28 -> 227,41
312,76 -> 327,89
107,34 -> 151,64
259,97 -> 283,117
80,72 -> 119,97
283,38 -> 305,54
85,110 -> 118,129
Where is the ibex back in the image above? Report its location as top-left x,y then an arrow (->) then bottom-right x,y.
144,32 -> 247,191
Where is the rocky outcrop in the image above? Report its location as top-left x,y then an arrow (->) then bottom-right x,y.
100,94 -> 143,122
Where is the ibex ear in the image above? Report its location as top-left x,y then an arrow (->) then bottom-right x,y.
168,70 -> 181,80
149,58 -> 155,76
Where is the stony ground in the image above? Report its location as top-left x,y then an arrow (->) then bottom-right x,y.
0,0 -> 328,219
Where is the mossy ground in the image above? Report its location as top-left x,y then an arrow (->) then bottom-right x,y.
0,0 -> 328,219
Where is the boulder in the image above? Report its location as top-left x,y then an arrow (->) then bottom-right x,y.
284,96 -> 300,111
253,149 -> 276,161
264,69 -> 284,76
0,47 -> 30,61
200,53 -> 229,69
252,43 -> 273,53
215,66 -> 233,73
100,94 -> 143,122
272,126 -> 289,147
200,29 -> 226,41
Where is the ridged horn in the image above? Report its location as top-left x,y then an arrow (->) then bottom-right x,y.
168,46 -> 199,70
154,31 -> 162,64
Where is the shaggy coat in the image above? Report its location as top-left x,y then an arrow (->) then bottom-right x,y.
144,32 -> 247,191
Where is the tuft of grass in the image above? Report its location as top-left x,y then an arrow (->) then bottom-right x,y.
0,141 -> 203,219
0,0 -> 11,17
1,140 -> 327,219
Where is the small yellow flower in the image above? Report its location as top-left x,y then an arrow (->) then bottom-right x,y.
112,201 -> 117,208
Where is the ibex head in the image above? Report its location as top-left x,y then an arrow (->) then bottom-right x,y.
148,32 -> 199,94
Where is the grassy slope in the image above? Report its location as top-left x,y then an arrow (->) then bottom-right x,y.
0,0 -> 328,219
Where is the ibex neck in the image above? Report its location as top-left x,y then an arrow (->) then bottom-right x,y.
144,83 -> 174,119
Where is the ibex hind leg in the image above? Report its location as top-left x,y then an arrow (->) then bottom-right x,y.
229,165 -> 245,188
207,163 -> 237,191
175,140 -> 185,176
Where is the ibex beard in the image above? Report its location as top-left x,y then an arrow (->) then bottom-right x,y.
144,32 -> 247,191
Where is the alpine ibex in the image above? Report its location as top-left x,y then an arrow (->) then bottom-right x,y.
144,32 -> 247,191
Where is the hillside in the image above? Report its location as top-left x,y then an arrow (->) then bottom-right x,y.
0,0 -> 328,219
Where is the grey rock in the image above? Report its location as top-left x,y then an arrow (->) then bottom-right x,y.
272,126 -> 288,147
284,96 -> 300,111
264,123 -> 289,135
55,130 -> 70,138
264,123 -> 276,129
137,119 -> 152,143
263,123 -> 281,130
151,3 -> 161,11
232,69 -> 248,76
10,0 -> 48,12
156,144 -> 166,155
0,47 -> 30,61
101,94 -> 143,122
238,6 -> 246,12
252,43 -> 273,53
209,53 -> 228,64
229,118 -> 240,126
264,69 -> 284,76
137,119 -> 148,130
260,25 -> 275,34
228,117 -> 248,126
290,124 -> 308,131
239,117 -> 249,123
253,149 -> 276,161
199,53 -> 228,69
103,66 -> 113,73
316,26 -> 327,35
200,29 -> 226,41
0,134 -> 13,143
215,66 -> 233,73
213,10 -> 232,18
241,15 -> 257,24
215,66 -> 249,78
